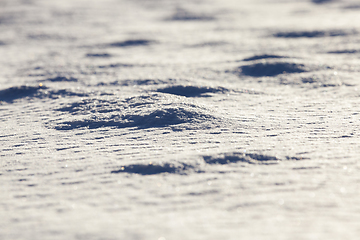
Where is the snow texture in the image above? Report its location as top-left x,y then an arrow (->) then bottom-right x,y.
1,0 -> 360,239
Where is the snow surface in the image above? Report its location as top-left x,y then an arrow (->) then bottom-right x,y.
1,0 -> 360,239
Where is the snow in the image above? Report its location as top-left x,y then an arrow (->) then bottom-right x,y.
1,0 -> 360,239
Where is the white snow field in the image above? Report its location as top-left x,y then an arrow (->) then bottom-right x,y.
1,0 -> 360,239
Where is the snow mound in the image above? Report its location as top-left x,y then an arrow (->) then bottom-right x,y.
312,0 -> 335,4
156,85 -> 228,97
203,152 -> 279,165
188,41 -> 228,48
111,162 -> 194,175
96,79 -> 168,86
235,62 -> 308,77
45,76 -> 78,82
279,71 -> 353,87
85,53 -> 112,58
0,85 -> 87,103
166,8 -> 215,21
0,85 -> 41,103
98,63 -> 134,69
107,39 -> 153,48
53,93 -> 223,130
242,54 -> 287,62
327,49 -> 359,54
273,29 -> 355,38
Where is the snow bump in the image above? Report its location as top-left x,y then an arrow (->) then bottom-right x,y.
96,79 -> 167,86
45,76 -> 78,82
203,152 -> 279,165
0,85 -> 87,103
327,49 -> 359,54
156,85 -> 228,97
242,54 -> 287,62
85,53 -> 112,58
0,85 -> 43,103
273,30 -> 354,38
111,162 -> 193,175
166,8 -> 215,21
235,62 -> 308,77
107,39 -> 154,48
311,0 -> 335,4
53,94 -> 222,131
